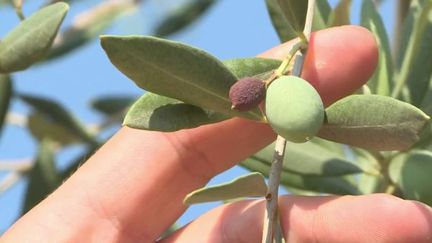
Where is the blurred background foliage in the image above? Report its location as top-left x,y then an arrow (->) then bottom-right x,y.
1,0 -> 431,234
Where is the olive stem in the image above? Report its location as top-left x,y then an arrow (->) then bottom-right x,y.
264,41 -> 307,89
262,135 -> 286,243
391,2 -> 432,99
275,42 -> 307,76
262,1 -> 315,242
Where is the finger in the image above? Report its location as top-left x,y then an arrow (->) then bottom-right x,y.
2,26 -> 378,242
160,194 -> 432,243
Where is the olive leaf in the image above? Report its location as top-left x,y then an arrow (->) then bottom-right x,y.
101,35 -> 264,121
223,58 -> 281,79
284,186 -> 321,196
249,138 -> 366,177
241,158 -> 360,195
0,75 -> 12,135
351,148 -> 382,194
276,0 -> 308,34
183,172 -> 267,205
361,0 -> 393,96
22,139 -> 60,214
312,0 -> 331,31
328,0 -> 351,27
389,150 -> 432,205
0,2 -> 69,73
48,1 -> 135,60
357,173 -> 382,194
124,93 -> 228,131
154,0 -> 216,37
318,95 -> 430,151
395,1 -> 432,106
316,0 -> 331,23
265,0 -> 298,42
397,0 -> 423,69
27,112 -> 81,145
123,58 -> 279,131
266,0 -> 328,42
91,96 -> 135,115
19,94 -> 97,145
160,224 -> 180,240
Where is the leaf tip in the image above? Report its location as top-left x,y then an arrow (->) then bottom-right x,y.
182,192 -> 194,206
99,35 -> 118,52
99,35 -> 119,42
52,2 -> 70,14
99,35 -> 111,43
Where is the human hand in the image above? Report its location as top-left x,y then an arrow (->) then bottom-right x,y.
3,26 -> 431,243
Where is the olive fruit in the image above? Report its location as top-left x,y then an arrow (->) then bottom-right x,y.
265,75 -> 324,143
229,77 -> 265,111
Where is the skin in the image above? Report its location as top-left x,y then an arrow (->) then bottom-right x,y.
2,25 -> 432,243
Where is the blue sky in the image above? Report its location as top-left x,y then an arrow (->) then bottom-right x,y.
0,0 -> 395,233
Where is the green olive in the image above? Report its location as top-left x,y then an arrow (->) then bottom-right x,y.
265,75 -> 324,143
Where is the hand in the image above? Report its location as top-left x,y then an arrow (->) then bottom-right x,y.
3,25 -> 431,243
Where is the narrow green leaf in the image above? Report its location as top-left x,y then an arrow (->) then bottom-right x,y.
316,0 -> 331,24
22,139 -> 60,214
409,120 -> 432,149
389,150 -> 432,205
319,95 -> 430,151
48,1 -> 135,60
369,22 -> 393,96
0,75 -> 12,135
240,158 -> 360,195
223,58 -> 281,79
312,0 -> 331,31
351,148 -> 382,193
27,112 -> 81,145
397,0 -> 423,69
155,0 -> 216,37
276,0 -> 308,34
357,173 -> 382,194
124,58 -> 280,132
19,94 -> 97,144
248,138 -> 364,177
183,172 -> 267,205
124,93 -> 228,131
395,1 -> 432,106
101,35 -> 264,121
265,0 -> 298,42
420,76 -> 432,116
328,0 -> 351,27
0,2 -> 69,73
266,0 -> 327,42
91,96 -> 135,115
123,57 -> 279,131
350,147 -> 381,175
160,224 -> 180,239
361,0 -> 393,96
285,175 -> 360,195
284,186 -> 321,196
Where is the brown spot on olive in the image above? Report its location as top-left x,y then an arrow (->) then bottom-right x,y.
229,77 -> 265,111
